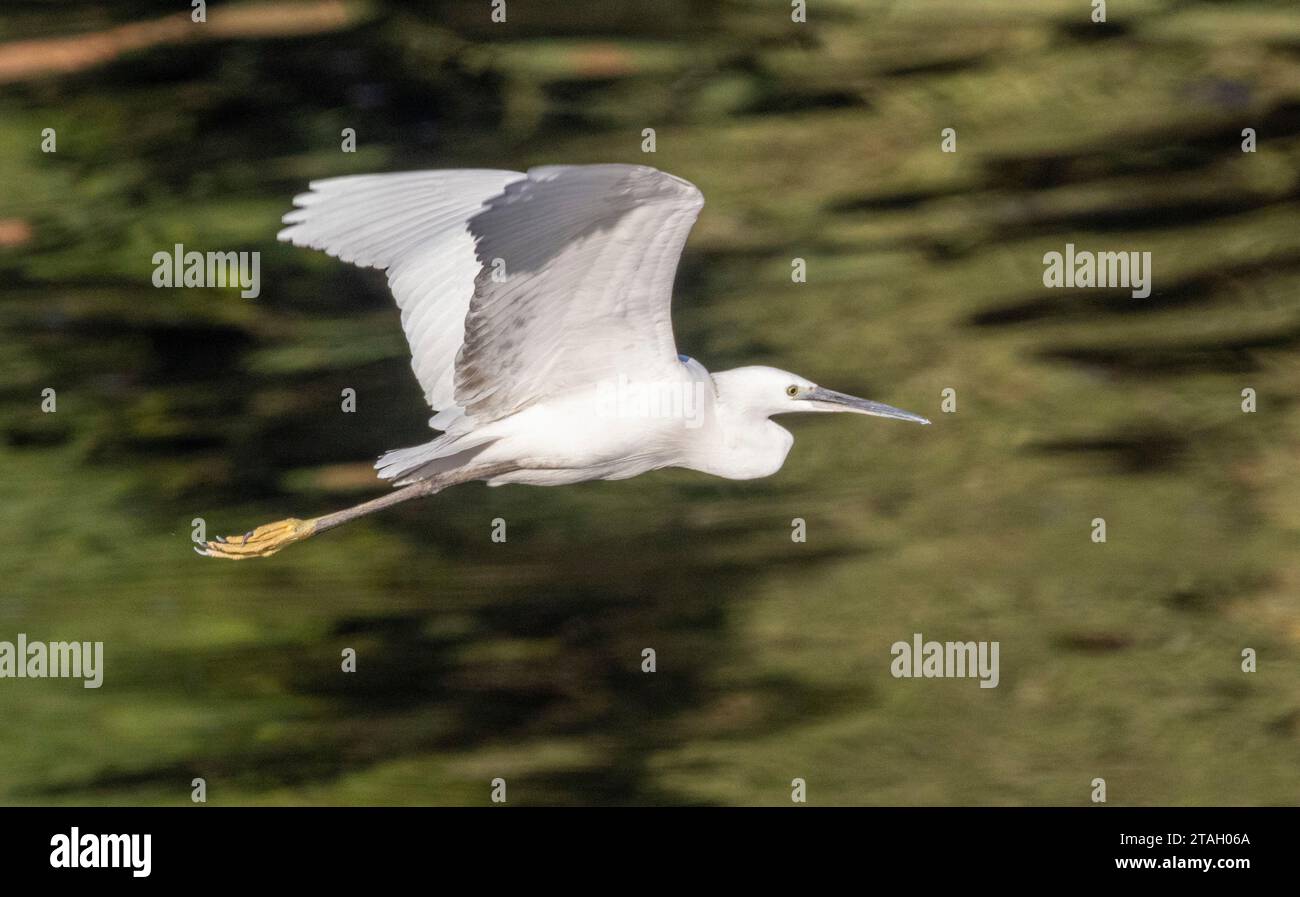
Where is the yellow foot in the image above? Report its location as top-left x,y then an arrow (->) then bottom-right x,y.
196,517 -> 319,560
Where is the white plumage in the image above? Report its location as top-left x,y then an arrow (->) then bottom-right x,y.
200,164 -> 929,559
276,163 -> 927,488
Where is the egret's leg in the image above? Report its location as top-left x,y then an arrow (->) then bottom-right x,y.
197,463 -> 520,560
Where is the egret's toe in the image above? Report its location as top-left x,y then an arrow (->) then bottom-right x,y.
198,517 -> 317,560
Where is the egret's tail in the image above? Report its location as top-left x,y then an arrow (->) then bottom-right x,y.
375,437 -> 495,486
374,441 -> 444,481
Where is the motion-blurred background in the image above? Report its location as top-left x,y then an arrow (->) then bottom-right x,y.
1,0 -> 1297,805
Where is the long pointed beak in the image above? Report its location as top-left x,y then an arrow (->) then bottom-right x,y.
801,386 -> 931,424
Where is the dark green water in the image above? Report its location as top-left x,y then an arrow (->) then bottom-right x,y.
0,0 -> 1297,805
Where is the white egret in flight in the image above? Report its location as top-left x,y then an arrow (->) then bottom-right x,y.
200,164 -> 928,559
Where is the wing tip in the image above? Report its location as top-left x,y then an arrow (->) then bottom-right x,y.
524,163 -> 702,206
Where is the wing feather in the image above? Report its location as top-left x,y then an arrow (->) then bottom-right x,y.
276,164 -> 704,434
455,164 -> 703,421
277,169 -> 524,411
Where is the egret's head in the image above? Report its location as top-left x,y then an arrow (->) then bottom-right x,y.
715,366 -> 930,424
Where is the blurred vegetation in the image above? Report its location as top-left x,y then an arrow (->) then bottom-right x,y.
0,0 -> 1297,805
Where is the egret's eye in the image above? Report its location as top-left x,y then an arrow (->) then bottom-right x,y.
786,385 -> 800,398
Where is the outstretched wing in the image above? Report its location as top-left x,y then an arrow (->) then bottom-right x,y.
277,164 -> 704,428
277,168 -> 525,412
455,164 -> 704,422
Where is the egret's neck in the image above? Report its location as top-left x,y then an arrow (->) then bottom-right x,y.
685,369 -> 794,480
